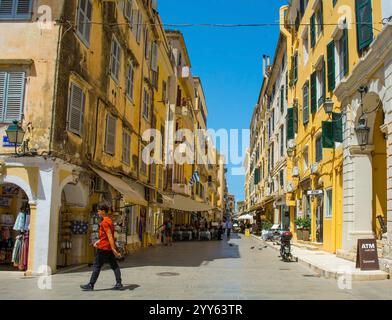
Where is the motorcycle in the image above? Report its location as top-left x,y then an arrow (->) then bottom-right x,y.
279,231 -> 298,262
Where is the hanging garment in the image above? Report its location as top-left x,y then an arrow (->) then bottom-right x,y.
13,212 -> 26,232
22,233 -> 29,270
12,235 -> 23,266
24,214 -> 30,231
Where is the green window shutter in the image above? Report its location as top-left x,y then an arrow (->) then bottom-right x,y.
356,0 -> 373,52
287,108 -> 294,140
303,84 -> 309,125
310,14 -> 316,48
332,112 -> 343,143
327,41 -> 336,92
319,1 -> 324,33
321,60 -> 326,105
343,28 -> 349,76
333,0 -> 337,7
322,121 -> 334,149
316,136 -> 323,162
311,71 -> 317,113
280,86 -> 284,113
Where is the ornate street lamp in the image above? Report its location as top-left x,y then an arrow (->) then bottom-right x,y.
323,98 -> 334,115
5,120 -> 25,155
355,115 -> 370,147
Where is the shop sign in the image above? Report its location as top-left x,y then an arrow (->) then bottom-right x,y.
307,190 -> 323,196
356,239 -> 380,271
2,136 -> 20,148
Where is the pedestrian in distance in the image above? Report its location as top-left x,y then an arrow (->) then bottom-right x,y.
164,218 -> 173,246
226,220 -> 233,240
80,204 -> 123,291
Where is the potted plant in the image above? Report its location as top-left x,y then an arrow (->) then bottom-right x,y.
295,217 -> 303,241
302,216 -> 311,241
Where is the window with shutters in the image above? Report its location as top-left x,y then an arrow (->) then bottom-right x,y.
151,41 -> 158,72
280,126 -> 284,157
315,135 -> 323,162
322,121 -> 334,149
327,41 -> 335,92
0,0 -> 32,20
316,2 -> 323,36
162,80 -> 167,103
110,36 -> 121,83
122,129 -> 131,165
67,82 -> 85,136
303,81 -> 309,125
356,0 -> 373,52
126,60 -> 134,101
130,6 -> 142,43
76,0 -> 92,46
287,108 -> 295,140
280,170 -> 284,188
143,88 -> 151,120
105,114 -> 116,155
0,71 -> 26,124
310,71 -> 317,113
310,14 -> 316,48
144,29 -> 150,59
336,27 -> 349,83
280,86 -> 285,113
150,162 -> 156,186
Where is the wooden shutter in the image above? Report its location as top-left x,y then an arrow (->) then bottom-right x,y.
300,0 -> 305,17
0,0 -> 13,17
322,121 -> 334,149
342,28 -> 349,76
151,42 -> 158,72
0,71 -> 6,121
0,0 -> 31,19
356,0 -> 373,52
287,108 -> 295,140
122,130 -> 131,164
68,83 -> 85,135
136,11 -> 142,42
327,41 -> 335,92
16,0 -> 31,16
105,114 -> 116,155
4,71 -> 25,123
310,14 -> 316,48
310,71 -> 317,113
332,112 -> 343,142
280,86 -> 284,113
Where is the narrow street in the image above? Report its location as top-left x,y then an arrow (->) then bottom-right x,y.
1,235 -> 391,300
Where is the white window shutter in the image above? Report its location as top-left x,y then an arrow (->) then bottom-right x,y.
0,71 -> 6,121
68,83 -> 84,135
105,115 -> 116,155
4,71 -> 25,123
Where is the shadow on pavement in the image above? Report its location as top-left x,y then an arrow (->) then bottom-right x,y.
90,284 -> 140,292
72,233 -> 243,274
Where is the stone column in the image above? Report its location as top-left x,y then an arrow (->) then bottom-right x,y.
342,146 -> 375,251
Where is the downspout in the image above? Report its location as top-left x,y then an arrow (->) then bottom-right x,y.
137,29 -> 146,182
49,13 -> 67,156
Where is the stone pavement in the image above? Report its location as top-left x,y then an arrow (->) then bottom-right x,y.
253,235 -> 390,281
0,234 -> 392,300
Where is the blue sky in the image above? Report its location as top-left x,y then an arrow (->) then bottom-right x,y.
159,0 -> 288,207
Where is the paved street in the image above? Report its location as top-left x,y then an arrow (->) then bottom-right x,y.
1,234 -> 392,300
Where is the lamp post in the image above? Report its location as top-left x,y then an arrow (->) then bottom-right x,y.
5,120 -> 25,155
355,115 -> 370,148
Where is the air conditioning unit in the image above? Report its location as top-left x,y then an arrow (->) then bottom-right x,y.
286,181 -> 294,193
311,163 -> 319,174
292,166 -> 299,177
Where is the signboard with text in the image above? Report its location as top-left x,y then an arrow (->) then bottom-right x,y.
356,239 -> 380,271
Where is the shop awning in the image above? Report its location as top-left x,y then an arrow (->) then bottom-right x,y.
162,193 -> 213,212
91,167 -> 148,206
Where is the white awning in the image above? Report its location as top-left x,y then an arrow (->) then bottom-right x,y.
91,167 -> 148,206
163,193 -> 213,212
238,214 -> 254,221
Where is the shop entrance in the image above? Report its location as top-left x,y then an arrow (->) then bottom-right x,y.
0,183 -> 30,272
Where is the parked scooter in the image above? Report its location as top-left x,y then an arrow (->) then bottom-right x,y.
279,231 -> 298,262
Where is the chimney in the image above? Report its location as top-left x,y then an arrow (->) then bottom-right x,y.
262,54 -> 267,78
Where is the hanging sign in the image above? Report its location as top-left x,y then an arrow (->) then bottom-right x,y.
356,239 -> 380,271
307,190 -> 323,196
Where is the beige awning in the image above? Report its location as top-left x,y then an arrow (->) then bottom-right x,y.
163,193 -> 213,212
91,167 -> 148,206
